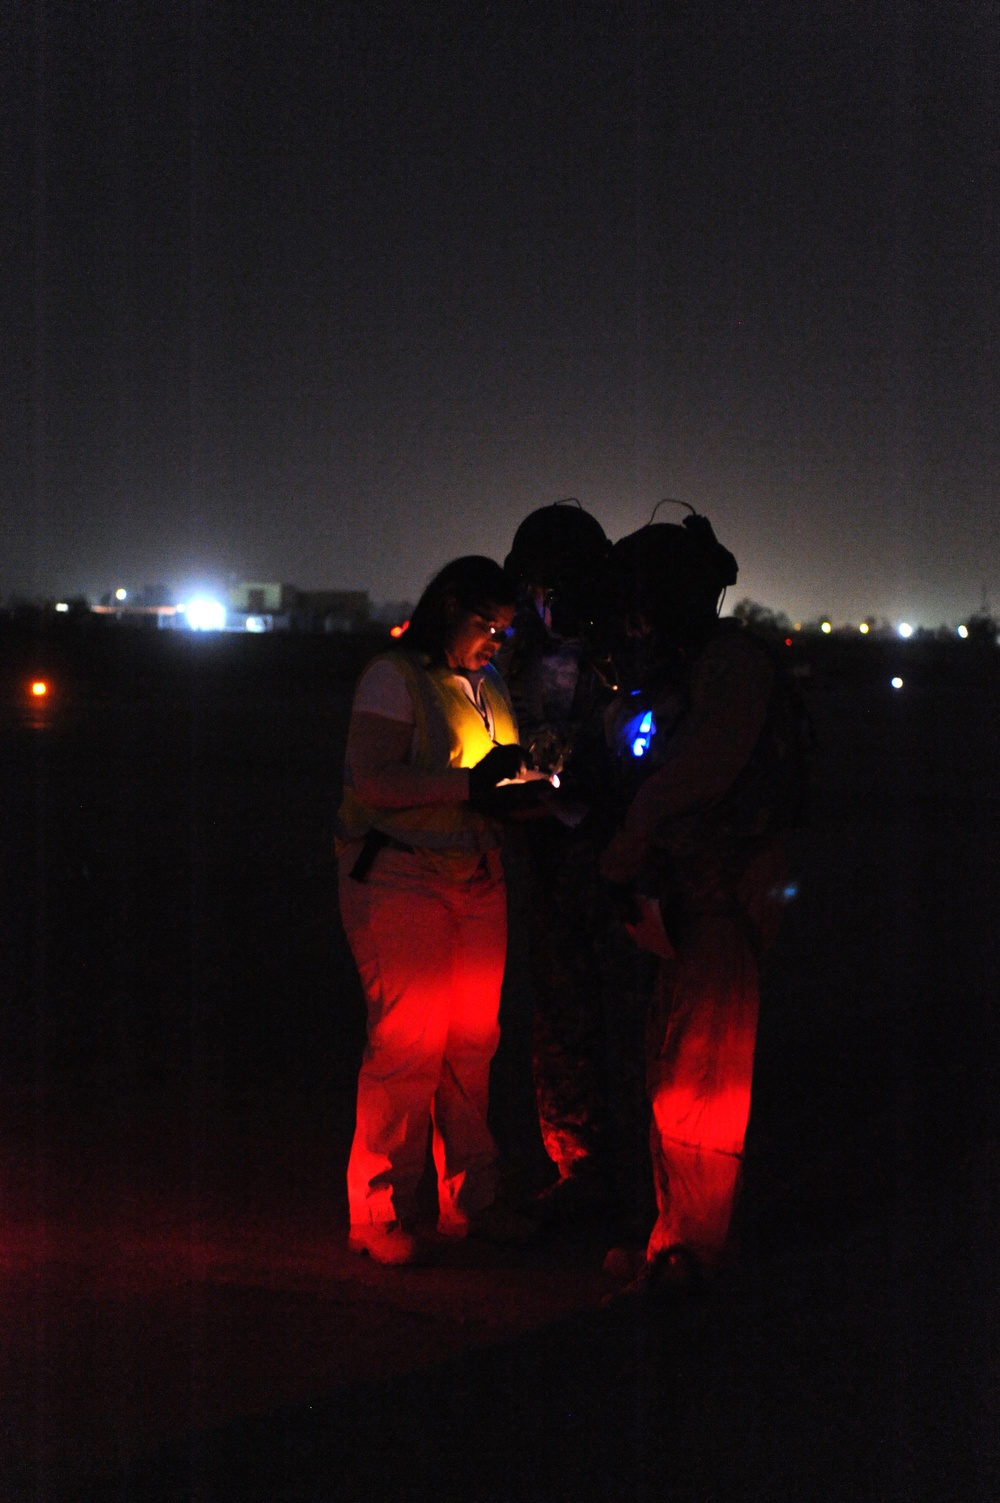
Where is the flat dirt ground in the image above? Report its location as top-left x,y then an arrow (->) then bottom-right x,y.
1,626 -> 999,1502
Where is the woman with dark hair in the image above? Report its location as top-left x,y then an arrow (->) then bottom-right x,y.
337,555 -> 537,1264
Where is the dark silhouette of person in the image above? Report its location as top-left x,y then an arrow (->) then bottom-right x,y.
598,511 -> 806,1289
502,503 -> 623,1220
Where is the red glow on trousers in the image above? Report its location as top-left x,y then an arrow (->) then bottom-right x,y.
538,1122 -> 589,1181
646,937 -> 758,1270
341,851 -> 506,1232
645,848 -> 786,1271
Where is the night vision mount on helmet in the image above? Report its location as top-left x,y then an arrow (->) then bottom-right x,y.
504,500 -> 611,638
606,503 -> 739,637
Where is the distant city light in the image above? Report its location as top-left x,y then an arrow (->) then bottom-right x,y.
55,602 -> 69,613
957,624 -> 969,639
820,621 -> 832,634
389,620 -> 410,638
245,615 -> 267,633
891,677 -> 904,689
115,587 -> 127,602
859,622 -> 869,635
897,622 -> 913,638
30,680 -> 49,698
186,598 -> 227,631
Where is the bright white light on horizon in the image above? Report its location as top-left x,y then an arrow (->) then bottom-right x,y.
897,622 -> 913,638
186,598 -> 227,631
859,622 -> 869,635
115,587 -> 127,602
957,624 -> 969,639
55,602 -> 69,613
891,677 -> 904,689
245,615 -> 267,633
821,621 -> 832,634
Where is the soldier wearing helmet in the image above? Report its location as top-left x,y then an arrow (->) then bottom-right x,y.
599,508 -> 806,1291
502,501 -> 622,1219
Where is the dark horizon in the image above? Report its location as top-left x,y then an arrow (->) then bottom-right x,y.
3,2 -> 998,625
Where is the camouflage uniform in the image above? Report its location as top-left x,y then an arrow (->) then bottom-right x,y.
504,608 -> 620,1193
602,622 -> 806,1270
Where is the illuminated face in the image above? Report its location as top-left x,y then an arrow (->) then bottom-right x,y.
444,602 -> 515,673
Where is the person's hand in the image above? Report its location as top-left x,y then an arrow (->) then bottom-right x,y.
623,894 -> 676,959
480,780 -> 554,822
468,744 -> 526,814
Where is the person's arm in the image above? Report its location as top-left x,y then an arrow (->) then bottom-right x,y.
348,711 -> 470,809
600,636 -> 774,883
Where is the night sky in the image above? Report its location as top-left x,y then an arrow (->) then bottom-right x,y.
3,1 -> 998,624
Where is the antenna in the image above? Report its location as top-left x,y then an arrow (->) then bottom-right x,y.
648,498 -> 697,525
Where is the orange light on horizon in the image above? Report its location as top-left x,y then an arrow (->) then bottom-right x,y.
30,681 -> 49,698
389,620 -> 410,638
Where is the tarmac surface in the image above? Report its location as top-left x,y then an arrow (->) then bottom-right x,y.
2,629 -> 999,1501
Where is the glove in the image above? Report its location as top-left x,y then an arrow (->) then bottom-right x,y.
479,781 -> 553,822
468,743 -> 526,815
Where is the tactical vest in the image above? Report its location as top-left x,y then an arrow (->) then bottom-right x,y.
616,624 -> 811,946
609,622 -> 809,842
337,651 -> 519,879
702,628 -> 812,840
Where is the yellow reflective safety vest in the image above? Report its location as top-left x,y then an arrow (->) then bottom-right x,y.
337,651 -> 519,879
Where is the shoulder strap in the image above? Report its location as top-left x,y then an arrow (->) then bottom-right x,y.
381,650 -> 453,770
480,663 -> 519,745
